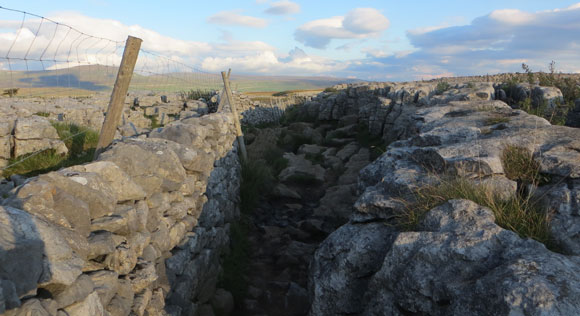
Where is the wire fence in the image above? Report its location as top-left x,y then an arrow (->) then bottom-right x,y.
0,6 -> 226,177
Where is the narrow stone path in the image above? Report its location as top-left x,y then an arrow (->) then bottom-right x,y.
233,121 -> 373,316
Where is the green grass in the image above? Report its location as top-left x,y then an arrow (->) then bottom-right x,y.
218,219 -> 251,307
239,159 -> 273,214
2,122 -> 99,178
399,178 -> 557,251
323,87 -> 338,93
500,145 -> 548,185
144,114 -> 162,128
484,116 -> 510,125
34,112 -> 50,117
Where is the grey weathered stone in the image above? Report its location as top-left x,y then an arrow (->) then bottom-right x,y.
279,153 -> 325,183
54,274 -> 95,309
0,205 -> 84,298
65,161 -> 146,202
88,270 -> 119,307
310,200 -> 580,316
61,291 -> 105,316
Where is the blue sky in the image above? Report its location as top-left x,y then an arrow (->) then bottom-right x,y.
1,0 -> 579,80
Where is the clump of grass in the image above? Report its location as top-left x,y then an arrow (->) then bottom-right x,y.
144,114 -> 162,129
435,81 -> 451,95
3,122 -> 99,178
34,112 -> 50,117
399,178 -> 556,250
323,87 -> 338,93
501,145 -> 543,185
484,116 -> 510,126
466,82 -> 476,89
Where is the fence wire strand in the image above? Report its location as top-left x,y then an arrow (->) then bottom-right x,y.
0,6 -> 225,176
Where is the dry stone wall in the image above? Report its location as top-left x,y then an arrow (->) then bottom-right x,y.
0,112 -> 240,316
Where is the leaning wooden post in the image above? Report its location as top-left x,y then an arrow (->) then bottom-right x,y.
221,70 -> 248,161
94,36 -> 142,159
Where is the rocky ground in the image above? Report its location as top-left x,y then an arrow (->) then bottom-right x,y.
234,117 -> 375,315
231,79 -> 580,316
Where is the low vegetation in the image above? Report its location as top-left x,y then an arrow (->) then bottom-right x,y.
178,88 -> 215,101
397,144 -> 556,251
398,177 -> 556,250
435,81 -> 451,95
2,122 -> 99,178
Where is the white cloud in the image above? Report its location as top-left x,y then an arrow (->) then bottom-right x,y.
343,3 -> 580,80
0,11 -> 346,76
264,1 -> 300,15
207,10 -> 268,28
294,8 -> 389,49
342,8 -> 389,34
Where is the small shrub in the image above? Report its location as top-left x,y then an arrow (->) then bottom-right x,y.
324,87 -> 338,93
435,81 -> 451,95
467,82 -> 476,89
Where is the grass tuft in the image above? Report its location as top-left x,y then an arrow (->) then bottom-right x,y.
500,145 -> 544,185
2,122 -> 99,178
399,178 -> 556,251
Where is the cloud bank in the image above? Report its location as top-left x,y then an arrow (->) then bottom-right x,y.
348,3 -> 580,80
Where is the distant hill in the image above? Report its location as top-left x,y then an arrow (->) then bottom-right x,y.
0,65 -> 359,95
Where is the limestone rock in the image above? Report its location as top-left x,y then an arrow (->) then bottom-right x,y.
61,292 -> 105,316
278,153 -> 325,183
65,161 -> 146,202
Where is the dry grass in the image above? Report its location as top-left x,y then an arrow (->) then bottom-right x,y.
398,177 -> 556,250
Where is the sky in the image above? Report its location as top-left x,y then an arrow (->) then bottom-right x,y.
0,0 -> 579,81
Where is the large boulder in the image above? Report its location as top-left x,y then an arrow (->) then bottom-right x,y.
310,200 -> 580,315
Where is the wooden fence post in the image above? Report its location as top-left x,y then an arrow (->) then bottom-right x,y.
94,36 -> 142,159
221,70 -> 248,161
